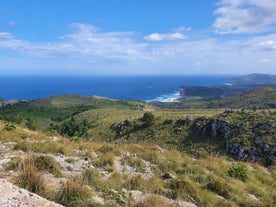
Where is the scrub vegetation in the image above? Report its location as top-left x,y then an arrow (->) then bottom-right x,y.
0,89 -> 275,206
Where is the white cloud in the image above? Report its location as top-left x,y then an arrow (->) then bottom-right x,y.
0,32 -> 14,40
213,0 -> 276,34
0,23 -> 276,74
144,32 -> 186,41
254,40 -> 276,50
0,23 -> 150,61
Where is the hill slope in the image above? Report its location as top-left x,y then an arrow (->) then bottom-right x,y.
212,87 -> 276,109
0,121 -> 275,207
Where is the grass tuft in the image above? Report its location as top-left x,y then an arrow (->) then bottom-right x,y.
54,178 -> 92,207
15,157 -> 45,195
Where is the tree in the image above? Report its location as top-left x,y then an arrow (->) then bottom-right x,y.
142,112 -> 155,126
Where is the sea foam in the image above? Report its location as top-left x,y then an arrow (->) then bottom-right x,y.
146,91 -> 181,102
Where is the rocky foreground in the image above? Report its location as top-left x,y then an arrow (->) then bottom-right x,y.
0,179 -> 63,207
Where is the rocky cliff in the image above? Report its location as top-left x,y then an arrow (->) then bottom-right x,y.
192,110 -> 276,167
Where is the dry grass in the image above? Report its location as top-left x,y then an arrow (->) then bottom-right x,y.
1,118 -> 276,207
140,195 -> 171,207
15,157 -> 46,195
54,178 -> 92,207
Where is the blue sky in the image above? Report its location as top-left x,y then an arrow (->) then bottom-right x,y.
0,0 -> 276,75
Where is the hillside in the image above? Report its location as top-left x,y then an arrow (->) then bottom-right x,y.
0,94 -> 275,167
212,87 -> 276,109
0,92 -> 275,206
155,87 -> 276,110
0,121 -> 275,207
0,95 -> 144,130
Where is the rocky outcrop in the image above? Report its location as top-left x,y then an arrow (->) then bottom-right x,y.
193,118 -> 231,139
226,142 -> 248,160
267,103 -> 276,108
111,119 -> 133,136
0,179 -> 63,207
192,110 -> 276,167
176,117 -> 193,126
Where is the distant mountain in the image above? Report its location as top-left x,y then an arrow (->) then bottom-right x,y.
232,73 -> 276,86
179,73 -> 276,100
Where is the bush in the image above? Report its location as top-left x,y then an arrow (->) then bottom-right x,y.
58,117 -> 90,137
228,165 -> 248,181
3,123 -> 16,131
142,112 -> 155,127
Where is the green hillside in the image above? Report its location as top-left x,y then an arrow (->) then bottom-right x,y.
0,94 -> 275,167
0,95 -> 145,129
213,87 -> 276,109
154,87 -> 276,110
0,92 -> 275,206
0,121 -> 276,207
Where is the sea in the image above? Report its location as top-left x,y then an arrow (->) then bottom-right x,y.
0,75 -> 233,102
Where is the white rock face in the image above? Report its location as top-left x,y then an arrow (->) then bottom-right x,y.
0,179 -> 63,207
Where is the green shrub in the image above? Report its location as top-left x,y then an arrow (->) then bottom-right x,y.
58,117 -> 90,137
228,165 -> 248,181
72,136 -> 81,142
142,112 -> 155,127
3,123 -> 16,131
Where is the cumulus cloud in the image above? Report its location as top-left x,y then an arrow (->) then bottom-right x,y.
0,23 -> 150,61
63,23 -> 148,59
144,32 -> 186,41
213,0 -> 276,34
0,22 -> 275,74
